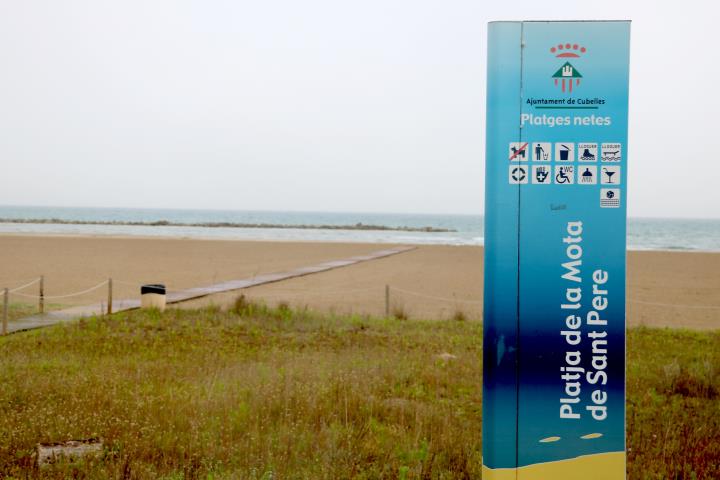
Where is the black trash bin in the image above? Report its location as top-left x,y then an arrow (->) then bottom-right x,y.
141,284 -> 166,311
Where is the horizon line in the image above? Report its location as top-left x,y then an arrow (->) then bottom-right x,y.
0,204 -> 719,222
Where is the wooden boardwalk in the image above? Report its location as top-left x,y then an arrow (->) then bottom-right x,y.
7,246 -> 415,334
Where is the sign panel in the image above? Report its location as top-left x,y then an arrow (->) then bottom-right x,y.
483,21 -> 630,479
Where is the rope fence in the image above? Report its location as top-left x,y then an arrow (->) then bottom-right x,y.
112,279 -> 145,288
197,285 -> 720,317
241,285 -> 384,300
628,299 -> 720,310
9,280 -> 108,300
8,277 -> 40,293
4,277 -> 41,288
244,285 -> 485,319
389,286 -> 484,305
1,277 -> 113,335
3,273 -> 719,335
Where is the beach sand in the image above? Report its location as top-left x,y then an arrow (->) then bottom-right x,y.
1,235 -> 718,329
482,452 -> 625,480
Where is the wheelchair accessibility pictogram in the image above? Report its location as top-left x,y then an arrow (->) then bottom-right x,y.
554,165 -> 575,184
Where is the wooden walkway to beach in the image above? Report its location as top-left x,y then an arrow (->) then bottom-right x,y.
6,246 -> 415,334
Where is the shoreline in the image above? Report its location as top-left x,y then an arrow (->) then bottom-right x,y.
0,231 -> 719,253
1,208 -> 719,251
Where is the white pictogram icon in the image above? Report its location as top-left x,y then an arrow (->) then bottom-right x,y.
601,143 -> 622,162
578,143 -> 598,162
555,143 -> 575,162
601,166 -> 621,185
600,189 -> 621,208
532,165 -> 552,184
554,165 -> 575,184
578,166 -> 597,184
509,165 -> 528,184
509,142 -> 529,162
532,142 -> 551,162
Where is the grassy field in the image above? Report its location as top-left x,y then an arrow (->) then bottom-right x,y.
0,299 -> 718,479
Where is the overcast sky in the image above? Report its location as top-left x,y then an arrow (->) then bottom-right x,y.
1,0 -> 718,217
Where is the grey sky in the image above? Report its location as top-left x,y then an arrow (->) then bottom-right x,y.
1,0 -> 717,217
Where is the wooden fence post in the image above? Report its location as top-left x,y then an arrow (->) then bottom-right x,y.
39,275 -> 44,314
2,288 -> 8,335
385,285 -> 390,318
107,278 -> 113,315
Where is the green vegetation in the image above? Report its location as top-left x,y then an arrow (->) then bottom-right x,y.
627,327 -> 720,479
0,300 -> 717,479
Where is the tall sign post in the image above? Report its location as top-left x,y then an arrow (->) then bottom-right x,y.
483,21 -> 630,479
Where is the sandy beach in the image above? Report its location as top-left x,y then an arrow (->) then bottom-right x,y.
1,235 -> 718,329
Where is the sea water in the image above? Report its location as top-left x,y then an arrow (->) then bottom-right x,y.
0,205 -> 718,251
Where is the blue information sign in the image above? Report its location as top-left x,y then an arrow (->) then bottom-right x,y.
483,21 -> 631,479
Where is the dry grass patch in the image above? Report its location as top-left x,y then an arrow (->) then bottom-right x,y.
626,327 -> 720,479
0,302 -> 717,478
0,302 -> 481,479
